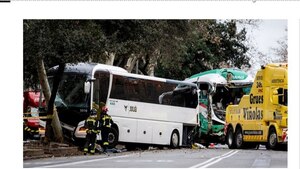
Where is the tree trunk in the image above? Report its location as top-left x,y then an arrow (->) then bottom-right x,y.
125,55 -> 138,73
37,59 -> 64,144
105,52 -> 115,65
146,63 -> 155,76
48,63 -> 65,143
146,50 -> 159,76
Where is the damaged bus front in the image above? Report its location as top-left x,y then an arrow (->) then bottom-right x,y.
185,68 -> 253,146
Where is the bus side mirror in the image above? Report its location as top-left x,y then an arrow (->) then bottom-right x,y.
84,81 -> 90,94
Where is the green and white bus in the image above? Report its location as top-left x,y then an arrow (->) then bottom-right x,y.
48,63 -> 199,148
185,68 -> 253,145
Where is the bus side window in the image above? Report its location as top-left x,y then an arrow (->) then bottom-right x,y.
138,80 -> 147,102
126,78 -> 140,102
185,87 -> 198,108
110,75 -> 126,100
93,79 -> 100,104
171,93 -> 184,107
147,82 -> 160,104
99,73 -> 109,103
93,71 -> 110,106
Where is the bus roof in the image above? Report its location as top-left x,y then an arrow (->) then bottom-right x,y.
49,62 -> 196,87
48,62 -> 128,76
98,65 -> 197,87
186,68 -> 253,85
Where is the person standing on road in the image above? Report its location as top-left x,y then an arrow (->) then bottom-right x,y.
83,110 -> 100,155
99,106 -> 113,153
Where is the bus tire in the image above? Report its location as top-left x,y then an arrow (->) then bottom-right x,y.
170,130 -> 180,148
108,127 -> 119,148
226,126 -> 236,149
235,127 -> 243,149
266,127 -> 278,150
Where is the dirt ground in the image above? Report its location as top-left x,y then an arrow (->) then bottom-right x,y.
23,140 -> 83,160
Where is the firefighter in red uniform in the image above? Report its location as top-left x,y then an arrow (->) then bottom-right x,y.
99,107 -> 113,153
83,110 -> 100,155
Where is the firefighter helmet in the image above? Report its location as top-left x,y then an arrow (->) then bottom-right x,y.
102,106 -> 108,113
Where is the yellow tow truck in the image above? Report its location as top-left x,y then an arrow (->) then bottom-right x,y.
225,63 -> 288,150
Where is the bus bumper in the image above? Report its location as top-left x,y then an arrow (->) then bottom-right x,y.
74,120 -> 102,141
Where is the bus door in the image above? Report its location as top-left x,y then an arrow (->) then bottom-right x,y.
92,71 -> 110,118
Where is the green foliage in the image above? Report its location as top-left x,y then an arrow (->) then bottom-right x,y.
24,20 -> 106,89
155,20 -> 250,80
24,20 -> 250,88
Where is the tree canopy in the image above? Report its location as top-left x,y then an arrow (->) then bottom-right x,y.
24,20 -> 106,89
24,19 -> 251,88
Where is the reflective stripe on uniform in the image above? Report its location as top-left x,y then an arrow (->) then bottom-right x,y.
92,130 -> 100,133
102,115 -> 112,127
90,144 -> 96,153
87,119 -> 96,123
25,127 -> 30,131
86,118 -> 96,127
103,142 -> 109,145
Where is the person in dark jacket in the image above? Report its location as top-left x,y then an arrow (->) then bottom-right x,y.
83,110 -> 100,155
99,107 -> 113,153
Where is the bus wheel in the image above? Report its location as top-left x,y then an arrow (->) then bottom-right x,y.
267,127 -> 277,150
170,130 -> 180,148
235,127 -> 243,149
226,127 -> 236,149
108,127 -> 119,148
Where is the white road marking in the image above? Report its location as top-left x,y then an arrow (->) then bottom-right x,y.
34,154 -> 134,168
189,150 -> 239,168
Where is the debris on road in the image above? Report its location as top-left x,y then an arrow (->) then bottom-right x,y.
192,143 -> 206,149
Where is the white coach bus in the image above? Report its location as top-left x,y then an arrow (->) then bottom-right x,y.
48,63 -> 199,148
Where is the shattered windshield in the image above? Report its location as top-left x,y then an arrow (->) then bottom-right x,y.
48,73 -> 89,108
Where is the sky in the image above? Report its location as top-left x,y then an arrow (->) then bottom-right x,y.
247,19 -> 287,57
238,19 -> 288,77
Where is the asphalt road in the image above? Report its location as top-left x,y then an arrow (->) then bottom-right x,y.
23,145 -> 287,168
